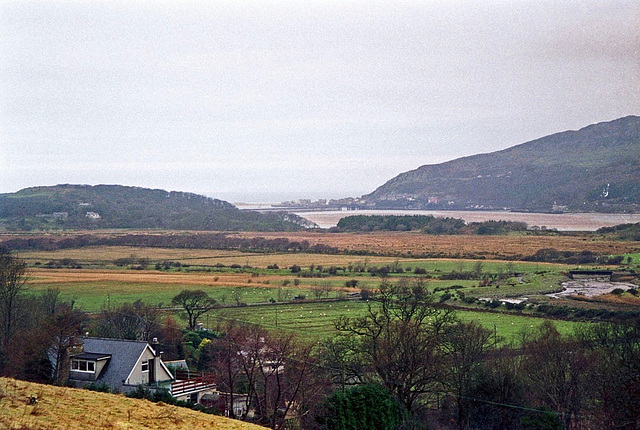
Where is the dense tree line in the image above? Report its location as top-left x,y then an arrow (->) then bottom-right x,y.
524,248 -> 626,264
336,215 -> 445,232
0,249 -> 88,383
0,233 -> 339,254
335,215 -> 528,235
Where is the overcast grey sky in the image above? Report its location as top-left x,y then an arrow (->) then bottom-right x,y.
1,1 -> 639,202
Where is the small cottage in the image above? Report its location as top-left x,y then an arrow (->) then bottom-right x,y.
66,337 -> 217,404
68,337 -> 174,392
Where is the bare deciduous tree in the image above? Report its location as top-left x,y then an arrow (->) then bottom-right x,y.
94,300 -> 162,341
0,250 -> 29,368
336,280 -> 456,413
521,321 -> 593,430
442,320 -> 494,429
171,289 -> 217,330
46,304 -> 87,384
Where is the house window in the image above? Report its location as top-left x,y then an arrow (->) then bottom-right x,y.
141,360 -> 149,372
71,360 -> 95,373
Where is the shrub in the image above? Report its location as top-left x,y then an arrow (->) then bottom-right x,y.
127,385 -> 152,400
152,389 -> 175,404
315,383 -> 407,430
345,279 -> 359,288
439,293 -> 452,303
86,382 -> 111,393
520,407 -> 562,430
514,302 -> 526,311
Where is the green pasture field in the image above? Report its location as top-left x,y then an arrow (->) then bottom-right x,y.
459,272 -> 568,299
19,247 -> 407,268
307,278 -> 480,291
20,246 -> 590,310
21,244 -> 582,314
28,281 -> 339,312
27,271 -> 567,313
24,256 -> 576,314
211,300 -> 583,343
622,253 -> 639,267
394,259 -> 575,275
311,271 -> 570,303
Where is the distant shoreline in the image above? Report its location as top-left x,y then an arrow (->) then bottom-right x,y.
288,209 -> 640,231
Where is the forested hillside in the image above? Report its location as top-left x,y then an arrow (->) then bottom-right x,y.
364,116 -> 640,212
0,184 -> 312,231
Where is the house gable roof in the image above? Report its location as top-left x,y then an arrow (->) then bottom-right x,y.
81,337 -> 150,389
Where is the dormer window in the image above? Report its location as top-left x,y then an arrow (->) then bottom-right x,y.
72,359 -> 96,373
69,352 -> 111,380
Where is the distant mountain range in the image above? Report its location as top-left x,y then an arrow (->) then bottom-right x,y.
363,116 -> 640,212
2,116 -> 637,233
0,184 -> 313,231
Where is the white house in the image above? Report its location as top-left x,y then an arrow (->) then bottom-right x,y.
67,337 -> 216,403
68,337 -> 174,392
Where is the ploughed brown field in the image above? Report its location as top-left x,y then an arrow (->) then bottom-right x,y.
27,268 -> 364,292
234,231 -> 640,259
4,230 -> 638,260
27,269 -> 286,286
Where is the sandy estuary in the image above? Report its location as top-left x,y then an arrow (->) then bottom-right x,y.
292,209 -> 640,230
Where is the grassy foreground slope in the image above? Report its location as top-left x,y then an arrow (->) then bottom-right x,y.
0,378 -> 266,430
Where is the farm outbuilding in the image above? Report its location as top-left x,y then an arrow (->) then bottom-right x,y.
569,270 -> 613,282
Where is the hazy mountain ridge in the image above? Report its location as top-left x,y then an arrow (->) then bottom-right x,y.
0,184 -> 312,231
363,116 -> 640,212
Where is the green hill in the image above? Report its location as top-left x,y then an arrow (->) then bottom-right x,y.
363,116 -> 640,212
0,184 -> 313,231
